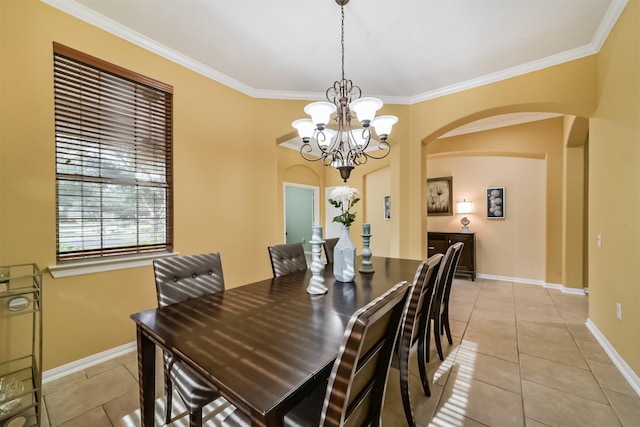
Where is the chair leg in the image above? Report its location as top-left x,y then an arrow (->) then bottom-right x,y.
417,337 -> 431,397
434,315 -> 444,361
399,361 -> 416,427
442,311 -> 453,345
425,319 -> 432,363
164,369 -> 173,424
189,409 -> 203,427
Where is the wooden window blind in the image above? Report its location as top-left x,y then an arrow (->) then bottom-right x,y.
53,43 -> 173,262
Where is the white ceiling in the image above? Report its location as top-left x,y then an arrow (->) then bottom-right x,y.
44,0 -> 626,140
46,0 -> 625,105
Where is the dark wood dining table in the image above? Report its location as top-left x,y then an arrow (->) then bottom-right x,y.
131,256 -> 421,427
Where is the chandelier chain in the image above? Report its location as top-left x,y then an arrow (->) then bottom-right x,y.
340,5 -> 345,81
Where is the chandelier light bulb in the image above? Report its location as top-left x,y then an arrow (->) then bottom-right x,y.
304,101 -> 336,130
349,97 -> 383,126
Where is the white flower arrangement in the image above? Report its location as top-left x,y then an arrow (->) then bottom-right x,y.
328,186 -> 360,227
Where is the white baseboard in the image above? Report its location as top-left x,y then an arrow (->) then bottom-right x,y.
476,273 -> 588,295
42,341 -> 136,384
586,319 -> 640,396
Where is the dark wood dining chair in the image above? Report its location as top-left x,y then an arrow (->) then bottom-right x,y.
393,253 -> 443,427
322,237 -> 339,264
268,242 -> 308,277
153,252 -> 225,427
319,280 -> 410,426
426,242 -> 464,362
221,280 -> 411,427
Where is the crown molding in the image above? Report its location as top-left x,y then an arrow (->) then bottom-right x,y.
42,0 -> 628,106
591,0 -> 628,51
41,0 -> 254,95
409,44 -> 598,104
409,0 -> 628,104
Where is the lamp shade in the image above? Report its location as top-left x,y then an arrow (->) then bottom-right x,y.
456,200 -> 474,214
292,119 -> 315,140
304,101 -> 336,128
349,97 -> 383,124
371,115 -> 398,137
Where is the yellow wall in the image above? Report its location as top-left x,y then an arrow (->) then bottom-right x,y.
427,155 -> 547,281
589,0 -> 640,376
427,118 -> 565,284
1,0 -> 638,379
364,167 -> 392,257
0,0 -> 280,368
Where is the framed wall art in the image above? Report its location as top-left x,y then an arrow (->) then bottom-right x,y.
383,195 -> 391,220
486,187 -> 505,219
427,176 -> 453,216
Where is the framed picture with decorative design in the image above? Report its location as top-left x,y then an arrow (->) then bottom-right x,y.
384,195 -> 391,220
486,187 -> 505,219
427,176 -> 453,216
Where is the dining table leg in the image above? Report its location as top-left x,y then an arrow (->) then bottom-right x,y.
251,409 -> 284,427
136,325 -> 156,427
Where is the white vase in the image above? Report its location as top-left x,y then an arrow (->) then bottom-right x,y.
333,225 -> 356,282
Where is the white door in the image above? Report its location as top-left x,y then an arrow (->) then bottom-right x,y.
284,183 -> 319,257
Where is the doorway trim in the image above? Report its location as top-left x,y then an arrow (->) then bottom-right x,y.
283,182 -> 320,244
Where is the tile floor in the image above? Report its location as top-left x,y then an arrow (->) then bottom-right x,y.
38,278 -> 640,426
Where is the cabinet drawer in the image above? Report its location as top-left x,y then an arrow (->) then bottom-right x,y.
427,232 -> 476,280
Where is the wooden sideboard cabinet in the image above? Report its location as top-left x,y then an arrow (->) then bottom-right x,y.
427,232 -> 476,281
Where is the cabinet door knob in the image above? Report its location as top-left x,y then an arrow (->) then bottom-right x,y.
428,246 -> 435,250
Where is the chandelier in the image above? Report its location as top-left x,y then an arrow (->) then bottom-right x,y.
292,0 -> 398,182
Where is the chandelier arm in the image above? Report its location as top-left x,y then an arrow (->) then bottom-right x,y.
351,151 -> 368,166
349,84 -> 361,101
316,141 -> 339,158
321,156 -> 335,167
358,142 -> 392,160
326,148 -> 345,167
300,143 -> 328,162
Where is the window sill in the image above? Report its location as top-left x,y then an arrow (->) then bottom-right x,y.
48,252 -> 178,278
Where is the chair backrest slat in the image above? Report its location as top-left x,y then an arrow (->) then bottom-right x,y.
400,253 -> 444,355
442,243 -> 464,305
153,252 -> 225,307
321,281 -> 410,427
433,242 -> 463,312
268,243 -> 308,277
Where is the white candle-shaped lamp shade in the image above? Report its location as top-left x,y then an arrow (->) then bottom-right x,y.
292,119 -> 315,141
371,115 -> 398,139
363,223 -> 371,234
349,97 -> 383,126
456,200 -> 474,214
317,128 -> 336,148
304,101 -> 336,129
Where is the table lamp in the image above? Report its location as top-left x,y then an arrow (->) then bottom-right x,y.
456,199 -> 474,233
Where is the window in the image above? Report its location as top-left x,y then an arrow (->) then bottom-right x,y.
53,43 -> 173,262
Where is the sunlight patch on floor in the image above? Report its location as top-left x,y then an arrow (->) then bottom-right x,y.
430,341 -> 477,427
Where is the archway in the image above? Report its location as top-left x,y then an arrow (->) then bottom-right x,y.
418,108 -> 588,290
